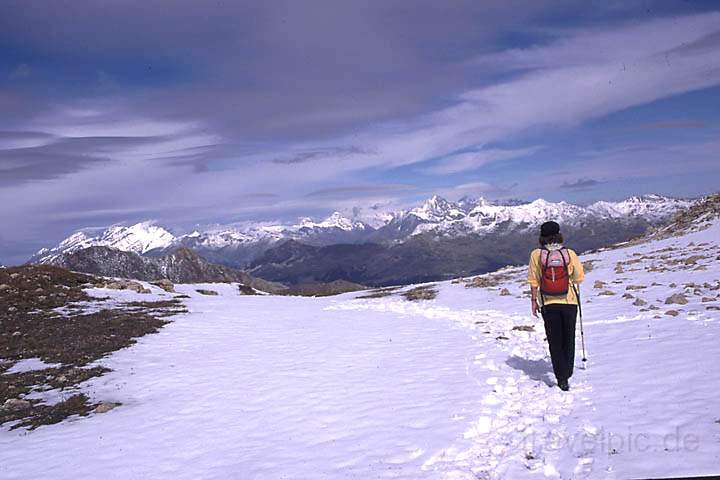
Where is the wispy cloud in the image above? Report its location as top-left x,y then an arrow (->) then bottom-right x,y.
425,147 -> 542,174
272,146 -> 373,165
1,5 -> 720,263
305,184 -> 416,199
434,181 -> 518,201
559,178 -> 604,190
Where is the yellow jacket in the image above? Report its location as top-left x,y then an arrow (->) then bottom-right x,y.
527,247 -> 585,305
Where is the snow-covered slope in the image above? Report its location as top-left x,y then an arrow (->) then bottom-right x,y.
587,193 -> 690,221
32,194 -> 693,266
31,222 -> 175,264
4,202 -> 719,479
405,194 -> 690,237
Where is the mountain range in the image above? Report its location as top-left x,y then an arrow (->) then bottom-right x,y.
32,194 -> 695,286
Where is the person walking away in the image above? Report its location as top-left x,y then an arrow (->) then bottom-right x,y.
527,221 -> 585,391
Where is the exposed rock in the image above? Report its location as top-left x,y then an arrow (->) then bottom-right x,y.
625,285 -> 647,291
665,310 -> 680,317
598,290 -> 615,296
402,285 -> 438,301
284,280 -> 365,297
2,398 -> 31,411
0,265 -> 180,430
664,293 -> 688,305
196,289 -> 219,296
593,280 -> 605,289
645,194 -> 720,239
0,284 -> 9,292
632,298 -> 648,306
465,274 -> 511,289
511,325 -> 535,332
499,288 -> 511,296
94,402 -> 120,414
683,255 -> 705,265
355,286 -> 402,300
622,293 -> 634,299
48,246 -> 286,295
702,297 -> 715,303
238,284 -> 257,295
104,279 -> 148,293
151,279 -> 175,293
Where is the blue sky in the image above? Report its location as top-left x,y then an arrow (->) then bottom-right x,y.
1,1 -> 720,264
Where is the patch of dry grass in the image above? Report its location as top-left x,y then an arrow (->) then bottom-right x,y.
355,286 -> 402,299
401,285 -> 438,301
0,266 -> 186,430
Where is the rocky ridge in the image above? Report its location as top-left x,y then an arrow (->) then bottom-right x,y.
31,194 -> 692,268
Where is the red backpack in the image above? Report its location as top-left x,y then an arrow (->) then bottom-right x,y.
540,248 -> 570,296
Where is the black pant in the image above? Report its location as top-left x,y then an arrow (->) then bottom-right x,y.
542,304 -> 577,383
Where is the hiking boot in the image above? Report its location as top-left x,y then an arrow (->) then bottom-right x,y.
558,379 -> 570,391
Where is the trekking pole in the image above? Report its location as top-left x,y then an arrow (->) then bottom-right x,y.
572,284 -> 588,368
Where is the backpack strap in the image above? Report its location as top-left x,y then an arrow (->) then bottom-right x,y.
559,247 -> 569,270
562,248 -> 582,310
539,247 -> 549,310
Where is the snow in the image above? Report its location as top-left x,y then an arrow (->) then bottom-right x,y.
32,221 -> 175,263
1,286 -> 491,479
5,218 -> 719,479
410,195 -> 467,222
102,222 -> 176,254
588,194 -> 692,221
299,211 -> 361,231
410,194 -> 688,237
4,358 -> 62,375
33,194 -> 691,263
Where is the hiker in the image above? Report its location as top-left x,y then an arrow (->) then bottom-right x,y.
528,221 -> 585,391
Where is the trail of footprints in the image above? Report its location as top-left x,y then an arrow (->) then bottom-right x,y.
423,310 -> 599,479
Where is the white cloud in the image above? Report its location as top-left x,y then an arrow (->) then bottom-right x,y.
296,12 -> 720,173
3,12 -> 720,255
424,147 -> 542,174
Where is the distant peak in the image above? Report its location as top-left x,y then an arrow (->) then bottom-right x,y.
325,211 -> 346,221
298,211 -> 358,231
426,194 -> 450,205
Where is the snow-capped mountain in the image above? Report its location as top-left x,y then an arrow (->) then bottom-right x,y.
32,194 -> 694,270
376,194 -> 691,239
587,193 -> 690,221
32,222 -> 176,264
299,211 -> 367,232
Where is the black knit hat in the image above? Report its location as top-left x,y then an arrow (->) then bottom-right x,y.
540,221 -> 560,237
